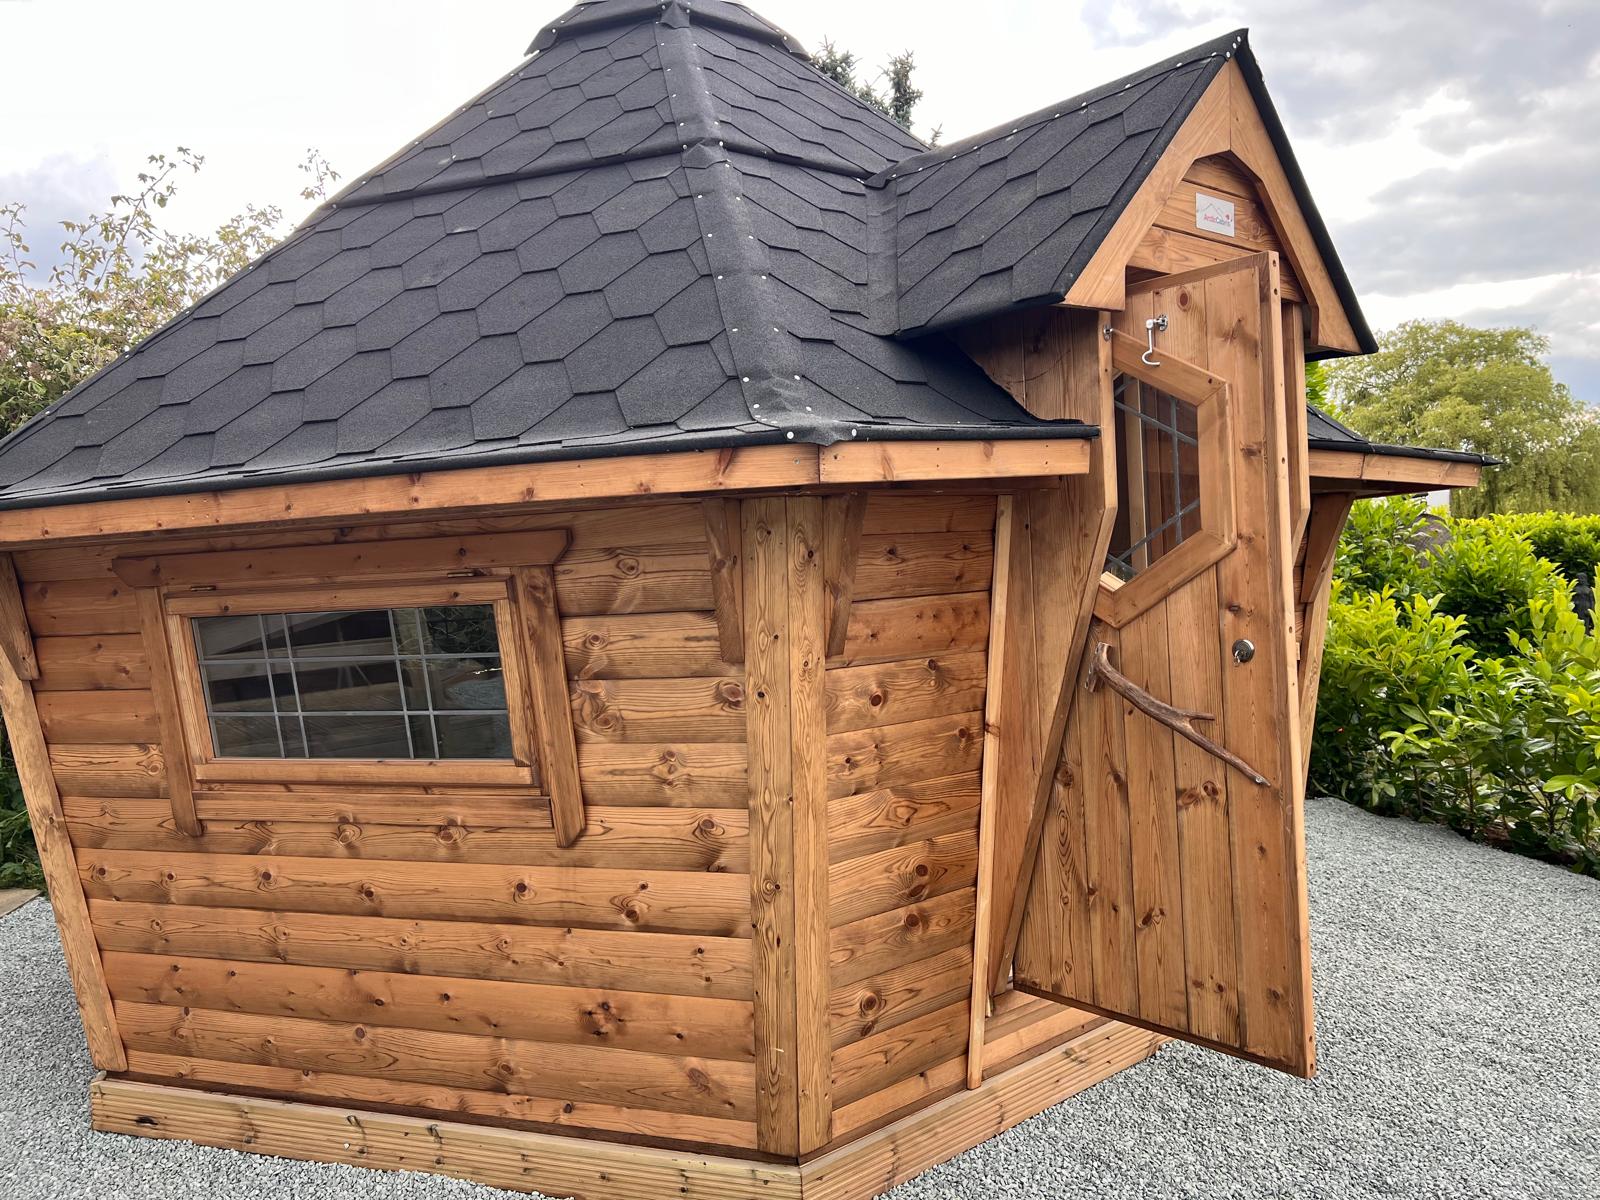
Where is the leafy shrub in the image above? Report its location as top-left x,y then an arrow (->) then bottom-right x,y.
0,734 -> 41,890
1316,505 -> 1600,877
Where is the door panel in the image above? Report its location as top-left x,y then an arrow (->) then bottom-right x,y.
1012,252 -> 1316,1075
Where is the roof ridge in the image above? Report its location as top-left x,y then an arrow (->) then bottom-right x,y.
527,0 -> 805,59
869,28 -> 1247,188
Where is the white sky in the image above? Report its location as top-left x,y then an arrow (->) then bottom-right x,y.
3,0 -> 1596,397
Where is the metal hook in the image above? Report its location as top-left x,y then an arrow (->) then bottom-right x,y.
1142,315 -> 1168,367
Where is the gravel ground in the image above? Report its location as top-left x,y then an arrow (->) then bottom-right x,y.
2,797 -> 1596,1199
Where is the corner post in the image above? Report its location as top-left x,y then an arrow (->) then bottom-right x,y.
744,496 -> 832,1156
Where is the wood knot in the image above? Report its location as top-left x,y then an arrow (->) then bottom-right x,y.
616,555 -> 642,579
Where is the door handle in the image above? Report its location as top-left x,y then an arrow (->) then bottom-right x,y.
1087,643 -> 1269,786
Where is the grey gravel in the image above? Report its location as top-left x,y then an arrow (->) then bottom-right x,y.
2,798 -> 1597,1199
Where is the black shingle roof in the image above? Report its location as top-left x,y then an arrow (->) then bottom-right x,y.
0,5 -> 1438,513
1307,405 -> 1492,466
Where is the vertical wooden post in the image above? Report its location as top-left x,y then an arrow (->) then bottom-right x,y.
135,588 -> 203,838
967,494 -> 1022,1088
513,566 -> 587,847
1297,493 -> 1355,782
744,496 -> 832,1156
0,553 -> 126,1071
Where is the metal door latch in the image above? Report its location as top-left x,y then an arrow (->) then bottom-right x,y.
1142,315 -> 1169,366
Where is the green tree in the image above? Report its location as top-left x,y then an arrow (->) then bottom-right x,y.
815,40 -> 939,144
1,147 -> 338,432
0,147 -> 336,888
1324,319 -> 1600,517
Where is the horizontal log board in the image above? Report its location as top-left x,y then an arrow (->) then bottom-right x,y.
102,953 -> 755,1061
64,798 -> 749,873
51,743 -> 166,797
78,850 -> 751,937
37,691 -> 160,743
23,578 -> 139,635
90,901 -> 753,999
11,503 -> 714,583
114,1001 -> 757,1120
834,594 -> 990,668
115,1052 -> 761,1152
34,636 -> 149,691
562,612 -> 739,680
823,653 -> 988,734
568,677 -> 747,744
826,833 -> 979,930
860,495 -> 996,537
829,998 -> 970,1108
554,543 -> 716,616
850,533 -> 994,602
826,712 -> 985,800
825,774 -> 982,865
111,531 -> 571,589
827,890 -> 977,989
575,742 -> 749,807
827,944 -> 973,1051
185,790 -> 554,826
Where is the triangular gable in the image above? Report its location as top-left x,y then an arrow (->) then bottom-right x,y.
1064,46 -> 1370,355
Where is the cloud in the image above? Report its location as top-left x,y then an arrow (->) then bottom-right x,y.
0,154 -> 121,280
1461,271 -> 1600,402
1083,0 -> 1600,382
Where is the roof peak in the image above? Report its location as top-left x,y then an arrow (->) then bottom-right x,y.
527,0 -> 806,59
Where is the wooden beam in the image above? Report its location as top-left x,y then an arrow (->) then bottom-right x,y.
0,554 -> 39,681
819,439 -> 1093,484
743,498 -> 832,1156
0,553 -> 126,1070
512,566 -> 587,847
92,1077 -> 799,1200
1297,494 -> 1355,782
702,499 -> 745,665
1308,448 -> 1483,493
822,494 -> 868,660
0,442 -> 1095,550
111,530 -> 571,589
967,495 -> 1026,1088
90,1019 -> 1163,1198
133,588 -> 202,838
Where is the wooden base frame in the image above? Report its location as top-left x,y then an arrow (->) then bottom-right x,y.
91,1021 -> 1163,1200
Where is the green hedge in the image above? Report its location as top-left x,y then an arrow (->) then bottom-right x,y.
1311,497 -> 1600,876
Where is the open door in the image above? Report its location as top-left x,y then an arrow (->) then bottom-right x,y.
1012,252 -> 1317,1076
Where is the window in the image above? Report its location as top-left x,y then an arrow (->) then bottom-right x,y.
194,605 -> 512,761
1095,352 -> 1236,628
1106,375 -> 1202,582
114,529 -> 586,845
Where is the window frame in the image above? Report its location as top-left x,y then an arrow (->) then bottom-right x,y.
1094,345 -> 1237,628
114,530 -> 585,844
165,578 -> 537,787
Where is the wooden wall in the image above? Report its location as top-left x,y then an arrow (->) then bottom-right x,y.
15,488 -> 1115,1161
22,501 -> 765,1152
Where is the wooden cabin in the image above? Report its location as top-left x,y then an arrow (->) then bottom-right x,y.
0,6 -> 1485,1197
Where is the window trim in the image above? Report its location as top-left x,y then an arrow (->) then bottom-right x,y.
166,578 -> 538,787
114,531 -> 585,844
1094,341 -> 1238,629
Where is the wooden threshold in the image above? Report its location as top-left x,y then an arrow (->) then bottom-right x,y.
0,440 -> 1093,550
90,1020 -> 1163,1200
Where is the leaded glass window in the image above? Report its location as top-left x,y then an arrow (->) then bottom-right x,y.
1105,374 -> 1202,581
193,604 -> 512,760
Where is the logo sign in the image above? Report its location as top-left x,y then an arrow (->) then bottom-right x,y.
1195,192 -> 1236,237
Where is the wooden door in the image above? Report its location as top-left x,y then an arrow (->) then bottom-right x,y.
1012,252 -> 1317,1076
